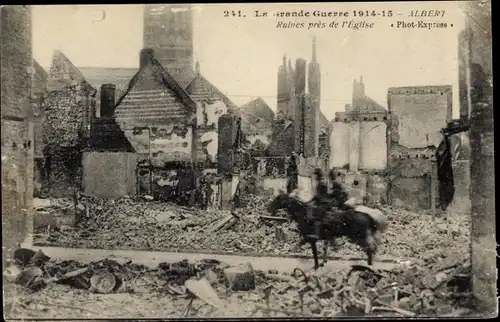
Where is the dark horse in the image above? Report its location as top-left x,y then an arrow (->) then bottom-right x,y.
267,191 -> 386,269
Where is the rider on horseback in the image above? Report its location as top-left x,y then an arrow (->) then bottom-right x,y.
328,170 -> 350,210
306,168 -> 332,241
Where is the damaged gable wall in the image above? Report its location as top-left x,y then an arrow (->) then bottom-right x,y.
186,74 -> 237,165
40,50 -> 97,197
114,64 -> 194,165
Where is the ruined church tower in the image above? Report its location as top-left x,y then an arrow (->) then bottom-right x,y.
304,37 -> 321,157
276,56 -> 289,119
308,36 -> 321,113
143,4 -> 194,78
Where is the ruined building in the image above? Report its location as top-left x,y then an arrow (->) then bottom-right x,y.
81,5 -> 243,170
268,37 -> 327,158
329,77 -> 389,204
236,97 -> 275,154
40,51 -> 98,197
113,48 -> 197,167
387,85 -> 453,210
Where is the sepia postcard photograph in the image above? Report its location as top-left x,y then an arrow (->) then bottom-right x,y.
1,1 -> 495,319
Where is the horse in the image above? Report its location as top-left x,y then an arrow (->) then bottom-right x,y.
267,190 -> 388,269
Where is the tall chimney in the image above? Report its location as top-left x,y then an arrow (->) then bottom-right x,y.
100,84 -> 116,118
140,48 -> 155,69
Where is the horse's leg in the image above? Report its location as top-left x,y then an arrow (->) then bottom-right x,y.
321,239 -> 328,267
310,240 -> 319,270
364,229 -> 377,266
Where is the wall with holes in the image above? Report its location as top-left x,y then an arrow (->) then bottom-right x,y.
329,168 -> 388,205
124,125 -> 193,165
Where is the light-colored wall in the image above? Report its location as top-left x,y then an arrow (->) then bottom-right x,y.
82,152 -> 138,198
329,122 -> 350,168
348,121 -> 360,171
359,121 -> 387,170
330,120 -> 388,171
389,89 -> 452,149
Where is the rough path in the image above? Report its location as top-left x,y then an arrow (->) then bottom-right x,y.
26,245 -> 402,273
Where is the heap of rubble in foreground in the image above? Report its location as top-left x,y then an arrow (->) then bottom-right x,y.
32,194 -> 471,262
4,248 -> 473,318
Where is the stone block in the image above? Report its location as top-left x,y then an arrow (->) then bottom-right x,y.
224,262 -> 255,291
204,269 -> 219,285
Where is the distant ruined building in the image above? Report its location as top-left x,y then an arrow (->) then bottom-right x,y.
268,37 -> 328,158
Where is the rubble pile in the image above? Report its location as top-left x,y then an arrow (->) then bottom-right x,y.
4,248 -> 473,318
33,194 -> 470,262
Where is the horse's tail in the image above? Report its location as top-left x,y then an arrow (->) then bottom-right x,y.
354,205 -> 389,233
374,214 -> 389,233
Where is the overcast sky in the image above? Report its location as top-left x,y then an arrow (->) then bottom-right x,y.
32,2 -> 466,120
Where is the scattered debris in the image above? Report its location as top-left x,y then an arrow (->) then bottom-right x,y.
4,247 -> 473,318
32,195 -> 470,264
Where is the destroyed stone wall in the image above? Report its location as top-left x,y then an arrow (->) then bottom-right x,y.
40,81 -> 96,197
388,151 -> 435,210
42,83 -> 96,148
331,169 -> 388,205
249,157 -> 287,196
330,116 -> 388,172
195,99 -> 228,164
44,146 -> 83,198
